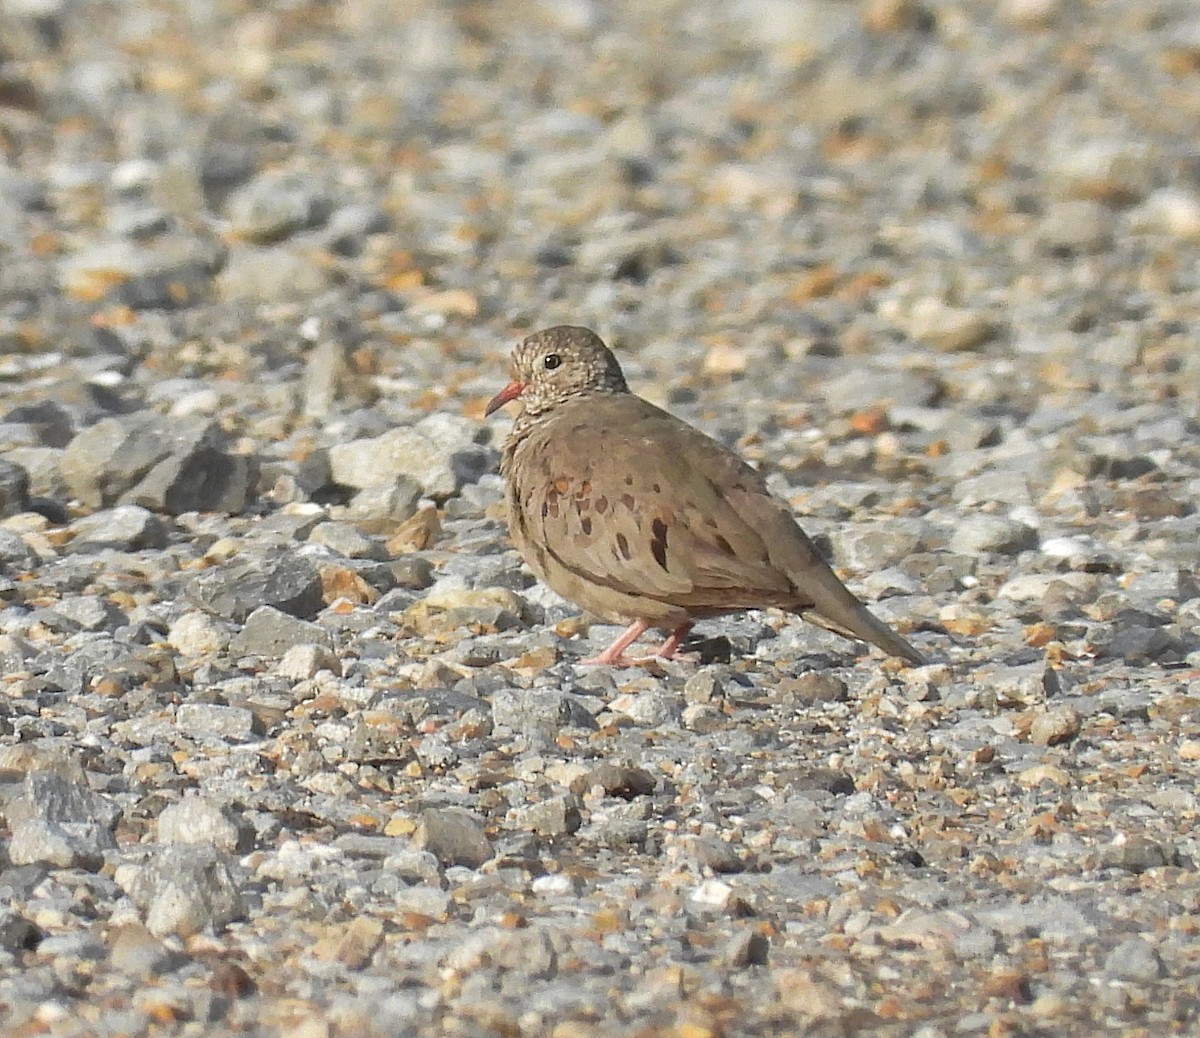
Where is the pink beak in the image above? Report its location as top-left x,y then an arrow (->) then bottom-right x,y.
485,379 -> 526,416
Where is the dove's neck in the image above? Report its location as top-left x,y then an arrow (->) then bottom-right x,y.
501,391 -> 605,477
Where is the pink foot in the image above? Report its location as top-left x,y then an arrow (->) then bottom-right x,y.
653,622 -> 694,660
577,621 -> 695,666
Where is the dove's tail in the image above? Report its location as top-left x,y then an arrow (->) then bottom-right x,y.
789,551 -> 926,664
801,602 -> 926,665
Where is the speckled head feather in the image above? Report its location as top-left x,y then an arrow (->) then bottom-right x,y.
496,326 -> 629,418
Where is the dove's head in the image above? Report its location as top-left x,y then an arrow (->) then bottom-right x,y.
486,326 -> 629,418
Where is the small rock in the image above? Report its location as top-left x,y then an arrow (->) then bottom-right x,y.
224,172 -> 329,242
156,796 -> 242,851
948,515 -> 1039,555
5,769 -> 121,829
125,444 -> 258,515
67,506 -> 168,552
1102,836 -> 1179,874
348,480 -> 424,532
108,923 -> 176,977
175,702 -> 258,742
832,528 -> 922,571
8,817 -> 116,870
906,299 -> 997,352
689,879 -> 741,913
308,521 -> 388,560
684,835 -> 746,874
61,415 -> 250,513
1037,199 -> 1112,254
1104,937 -> 1166,981
414,808 -> 493,868
121,845 -> 245,937
0,909 -> 42,953
309,916 -> 385,970
1051,140 -> 1153,204
608,691 -> 678,726
1133,188 -> 1200,241
275,642 -> 340,680
216,245 -> 330,303
198,105 -> 267,206
572,763 -> 657,798
0,459 -> 30,517
491,688 -> 597,741
1029,706 -> 1082,747
230,605 -> 335,658
683,669 -> 727,705
404,587 -> 531,635
389,556 -> 435,591
44,595 -> 127,633
187,555 -> 325,623
511,795 -> 582,836
1016,763 -> 1070,788
167,611 -> 230,656
329,415 -> 494,499
720,928 -> 770,967
779,672 -> 848,704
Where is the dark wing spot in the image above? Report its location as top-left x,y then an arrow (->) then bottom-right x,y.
595,496 -> 608,514
624,475 -> 634,486
616,533 -> 632,559
620,493 -> 636,511
650,518 -> 669,571
541,502 -> 549,519
714,534 -> 736,556
581,516 -> 592,535
651,482 -> 661,493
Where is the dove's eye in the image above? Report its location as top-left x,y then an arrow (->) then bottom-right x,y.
543,353 -> 562,371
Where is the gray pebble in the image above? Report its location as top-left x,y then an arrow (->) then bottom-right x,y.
308,520 -> 388,560
43,595 -> 127,633
1104,937 -> 1166,981
156,795 -> 243,851
414,808 -> 493,868
948,515 -> 1039,555
121,845 -> 245,937
329,415 -> 495,499
491,688 -> 597,742
511,795 -> 582,836
7,818 -> 116,870
187,555 -> 324,623
230,605 -> 334,658
175,702 -> 258,742
348,479 -> 424,528
0,460 -> 29,518
67,505 -> 168,552
224,172 -> 330,243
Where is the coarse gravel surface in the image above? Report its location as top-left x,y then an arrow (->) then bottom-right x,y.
0,0 -> 1199,1036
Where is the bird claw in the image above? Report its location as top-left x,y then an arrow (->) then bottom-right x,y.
577,653 -> 649,667
577,649 -> 699,668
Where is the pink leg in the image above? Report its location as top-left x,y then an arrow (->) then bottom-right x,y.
580,619 -> 651,666
579,620 -> 696,666
653,622 -> 694,659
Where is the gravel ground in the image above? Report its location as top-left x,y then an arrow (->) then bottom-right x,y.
1,0 -> 1199,1035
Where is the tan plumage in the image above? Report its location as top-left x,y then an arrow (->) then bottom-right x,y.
486,325 -> 925,666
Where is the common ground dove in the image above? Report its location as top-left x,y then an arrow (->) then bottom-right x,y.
486,326 -> 925,667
